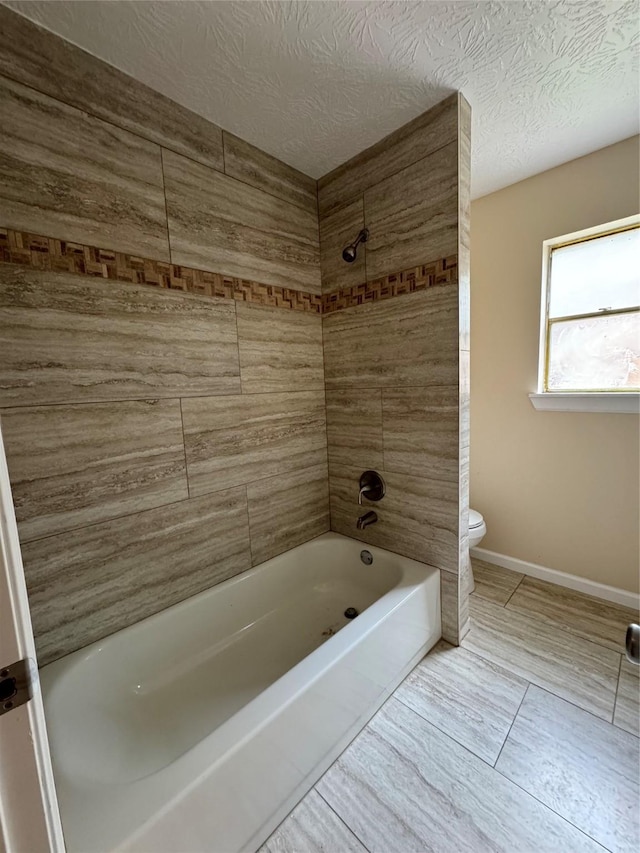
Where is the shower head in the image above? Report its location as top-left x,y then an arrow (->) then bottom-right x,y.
342,228 -> 369,263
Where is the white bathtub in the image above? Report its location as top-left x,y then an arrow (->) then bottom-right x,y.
40,532 -> 440,852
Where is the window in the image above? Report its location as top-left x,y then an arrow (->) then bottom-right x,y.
530,214 -> 640,413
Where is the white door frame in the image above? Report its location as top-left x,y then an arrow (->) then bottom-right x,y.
0,420 -> 65,852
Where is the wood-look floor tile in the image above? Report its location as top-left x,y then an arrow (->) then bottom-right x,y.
382,385 -> 458,482
0,74 -> 169,260
0,6 -> 224,170
2,400 -> 188,542
319,198 -> 366,293
317,696 -> 604,853
496,685 -> 639,853
364,140 -> 458,280
236,302 -> 324,394
463,596 -> 620,720
163,149 -> 321,293
223,132 -> 317,214
182,391 -> 327,496
395,640 -> 527,764
470,557 -> 524,605
259,790 -> 367,853
614,658 -> 640,736
24,487 -> 251,665
326,389 -> 383,470
0,263 -> 241,406
507,575 -> 637,653
323,287 -> 458,389
247,464 -> 329,566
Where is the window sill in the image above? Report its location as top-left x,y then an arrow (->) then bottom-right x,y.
529,393 -> 639,414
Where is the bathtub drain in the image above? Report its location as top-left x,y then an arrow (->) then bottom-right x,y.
344,607 -> 359,619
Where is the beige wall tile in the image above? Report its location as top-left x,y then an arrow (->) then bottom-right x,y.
182,391 -> 327,496
326,389 -> 383,470
163,149 -> 321,293
318,94 -> 458,216
0,6 -> 224,170
0,74 -> 170,260
2,399 -> 188,542
236,302 -> 324,393
0,264 -> 241,406
364,140 -> 458,280
458,95 -> 471,352
23,487 -> 251,665
323,288 -> 459,389
441,570 -> 461,645
329,463 -> 459,572
319,198 -> 366,293
223,132 -> 317,214
248,463 -> 329,565
382,385 -> 459,482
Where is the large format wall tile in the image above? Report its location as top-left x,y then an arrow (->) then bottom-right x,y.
236,302 -> 324,393
0,6 -> 224,170
319,198 -> 366,293
382,385 -> 459,481
496,685 -> 639,853
247,464 -> 329,565
182,391 -> 327,495
329,463 -> 459,571
163,149 -> 321,293
364,140 -> 458,280
325,389 -> 383,470
0,75 -> 169,260
463,596 -> 620,720
23,488 -> 251,665
317,94 -> 458,216
2,399 -> 187,542
317,697 -> 604,853
323,288 -> 459,388
223,132 -> 317,214
0,264 -> 241,406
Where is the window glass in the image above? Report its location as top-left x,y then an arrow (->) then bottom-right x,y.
547,311 -> 640,391
548,227 -> 640,319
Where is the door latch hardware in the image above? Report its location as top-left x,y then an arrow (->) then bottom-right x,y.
0,658 -> 32,716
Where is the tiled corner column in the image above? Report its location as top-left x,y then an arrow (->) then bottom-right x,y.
319,92 -> 471,643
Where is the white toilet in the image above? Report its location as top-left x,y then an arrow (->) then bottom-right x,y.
468,508 -> 486,549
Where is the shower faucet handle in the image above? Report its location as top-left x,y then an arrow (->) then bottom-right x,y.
358,471 -> 385,505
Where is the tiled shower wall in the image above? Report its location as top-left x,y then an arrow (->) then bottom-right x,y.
0,7 -> 329,665
319,94 -> 471,644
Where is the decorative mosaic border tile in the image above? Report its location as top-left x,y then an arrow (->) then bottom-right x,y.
0,227 -> 457,315
0,228 -> 322,313
321,255 -> 458,313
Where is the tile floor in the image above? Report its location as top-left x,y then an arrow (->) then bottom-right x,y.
260,558 -> 640,853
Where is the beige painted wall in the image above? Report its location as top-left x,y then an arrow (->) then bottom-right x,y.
470,135 -> 640,594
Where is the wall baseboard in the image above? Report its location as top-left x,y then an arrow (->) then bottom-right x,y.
470,546 -> 640,611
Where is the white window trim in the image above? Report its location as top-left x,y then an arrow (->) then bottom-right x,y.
533,213 -> 640,414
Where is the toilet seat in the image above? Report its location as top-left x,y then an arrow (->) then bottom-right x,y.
469,509 -> 484,530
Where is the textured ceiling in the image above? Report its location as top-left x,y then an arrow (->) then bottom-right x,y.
6,0 -> 640,197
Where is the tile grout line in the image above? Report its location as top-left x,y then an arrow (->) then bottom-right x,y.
243,484 -> 256,567
314,788 -> 374,853
159,147 -> 174,264
611,653 -> 623,724
492,682 -> 530,768
178,398 -> 191,499
503,573 -> 526,607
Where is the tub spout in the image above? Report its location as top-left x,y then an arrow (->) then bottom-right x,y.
357,511 -> 377,530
